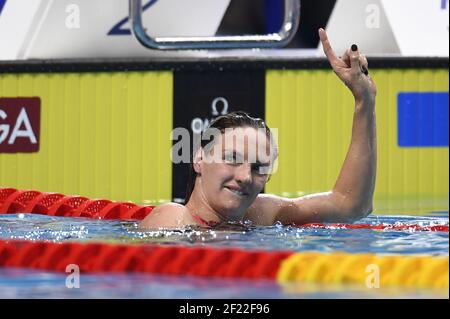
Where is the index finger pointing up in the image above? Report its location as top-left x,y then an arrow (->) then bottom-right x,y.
319,28 -> 339,67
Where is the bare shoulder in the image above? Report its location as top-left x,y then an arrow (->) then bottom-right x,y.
139,202 -> 191,229
244,194 -> 294,226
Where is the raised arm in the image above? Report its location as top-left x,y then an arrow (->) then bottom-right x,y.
246,29 -> 377,225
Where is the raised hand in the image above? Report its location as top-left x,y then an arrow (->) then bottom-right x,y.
319,28 -> 377,105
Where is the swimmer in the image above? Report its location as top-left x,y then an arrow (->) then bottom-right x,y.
140,28 -> 377,229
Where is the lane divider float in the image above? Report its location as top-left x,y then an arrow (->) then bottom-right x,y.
0,188 -> 153,220
0,239 -> 447,289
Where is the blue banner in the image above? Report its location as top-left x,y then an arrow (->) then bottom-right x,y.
398,92 -> 449,147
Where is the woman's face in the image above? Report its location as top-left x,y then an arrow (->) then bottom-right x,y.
194,126 -> 276,220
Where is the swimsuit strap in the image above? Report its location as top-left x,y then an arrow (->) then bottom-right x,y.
190,211 -> 221,227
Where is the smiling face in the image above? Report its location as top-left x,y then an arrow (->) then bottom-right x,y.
193,126 -> 276,220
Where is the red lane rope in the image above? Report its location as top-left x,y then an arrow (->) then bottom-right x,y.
0,239 -> 292,279
0,188 -> 154,220
0,188 -> 447,232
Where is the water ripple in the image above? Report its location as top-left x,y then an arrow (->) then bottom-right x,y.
0,213 -> 447,255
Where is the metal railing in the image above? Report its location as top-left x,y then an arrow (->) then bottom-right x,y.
129,0 -> 301,50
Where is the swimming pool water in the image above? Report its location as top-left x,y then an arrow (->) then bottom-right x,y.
0,213 -> 448,298
0,268 -> 447,299
0,213 -> 448,255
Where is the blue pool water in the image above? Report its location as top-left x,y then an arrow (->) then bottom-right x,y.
0,213 -> 448,298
